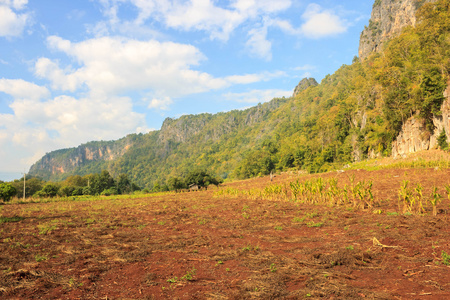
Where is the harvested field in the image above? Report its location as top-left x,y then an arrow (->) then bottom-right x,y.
1,167 -> 450,299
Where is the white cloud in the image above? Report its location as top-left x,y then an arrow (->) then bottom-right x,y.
0,79 -> 50,100
147,96 -> 173,110
1,0 -> 28,10
300,4 -> 348,39
223,89 -> 291,104
37,36 -> 225,97
293,64 -> 316,71
0,0 -> 29,37
163,0 -> 242,41
93,0 -> 292,43
225,71 -> 286,85
35,35 -> 286,110
35,58 -> 80,92
1,90 -> 149,172
245,25 -> 272,61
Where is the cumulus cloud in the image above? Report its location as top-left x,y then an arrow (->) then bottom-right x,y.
94,0 -> 292,41
223,89 -> 292,104
0,79 -> 50,100
0,0 -> 30,37
245,25 -> 272,61
225,71 -> 286,85
0,77 -> 149,172
36,36 -> 223,97
90,0 -> 348,61
35,35 -> 286,109
300,4 -> 348,38
147,96 -> 173,110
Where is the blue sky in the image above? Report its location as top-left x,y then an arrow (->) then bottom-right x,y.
0,0 -> 373,181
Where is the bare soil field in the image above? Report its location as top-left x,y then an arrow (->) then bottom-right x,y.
1,167 -> 450,299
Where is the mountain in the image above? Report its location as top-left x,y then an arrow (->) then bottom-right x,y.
28,0 -> 450,188
359,0 -> 437,60
292,78 -> 318,97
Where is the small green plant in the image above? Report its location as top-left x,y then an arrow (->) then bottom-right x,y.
38,224 -> 57,235
137,224 -> 147,230
307,221 -> 324,228
306,212 -> 318,218
269,263 -> 277,273
442,251 -> 450,266
181,267 -> 196,281
274,226 -> 283,231
0,216 -> 25,223
167,276 -> 178,283
293,216 -> 305,223
216,260 -> 223,266
157,221 -> 166,225
415,183 -> 425,213
386,212 -> 398,216
242,245 -> 251,251
430,186 -> 442,216
68,278 -> 83,287
35,254 -> 47,262
398,180 -> 413,214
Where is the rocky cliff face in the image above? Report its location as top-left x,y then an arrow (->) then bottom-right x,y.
159,114 -> 212,144
392,84 -> 450,157
359,0 -> 435,60
29,135 -> 136,177
293,78 -> 318,97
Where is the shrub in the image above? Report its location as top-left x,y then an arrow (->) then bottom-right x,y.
0,183 -> 17,202
437,129 -> 448,150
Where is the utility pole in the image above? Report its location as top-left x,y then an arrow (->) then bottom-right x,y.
23,170 -> 26,201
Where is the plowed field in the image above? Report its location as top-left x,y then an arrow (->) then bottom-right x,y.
1,167 -> 450,299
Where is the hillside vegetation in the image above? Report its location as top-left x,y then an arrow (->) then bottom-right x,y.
28,0 -> 450,190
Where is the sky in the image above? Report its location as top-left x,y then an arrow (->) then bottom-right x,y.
0,0 -> 373,181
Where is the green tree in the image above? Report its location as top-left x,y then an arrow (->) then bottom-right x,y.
437,129 -> 448,150
91,170 -> 115,195
35,183 -> 59,198
419,67 -> 446,132
167,176 -> 186,191
116,173 -> 131,194
11,177 -> 44,198
0,182 -> 17,202
63,175 -> 86,187
185,169 -> 221,189
59,185 -> 75,197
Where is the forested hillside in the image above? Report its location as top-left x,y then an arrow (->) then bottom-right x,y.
28,0 -> 450,190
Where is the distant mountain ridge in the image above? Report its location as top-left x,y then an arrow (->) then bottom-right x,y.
28,0 -> 450,188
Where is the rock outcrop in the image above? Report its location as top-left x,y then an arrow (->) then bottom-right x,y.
392,84 -> 450,157
293,78 -> 318,97
359,0 -> 436,60
29,135 -> 137,177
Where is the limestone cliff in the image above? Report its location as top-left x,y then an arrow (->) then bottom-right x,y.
359,0 -> 436,60
293,78 -> 318,97
392,84 -> 450,157
28,134 -> 137,178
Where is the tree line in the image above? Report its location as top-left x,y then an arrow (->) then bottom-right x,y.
0,169 -> 222,202
0,170 -> 140,201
